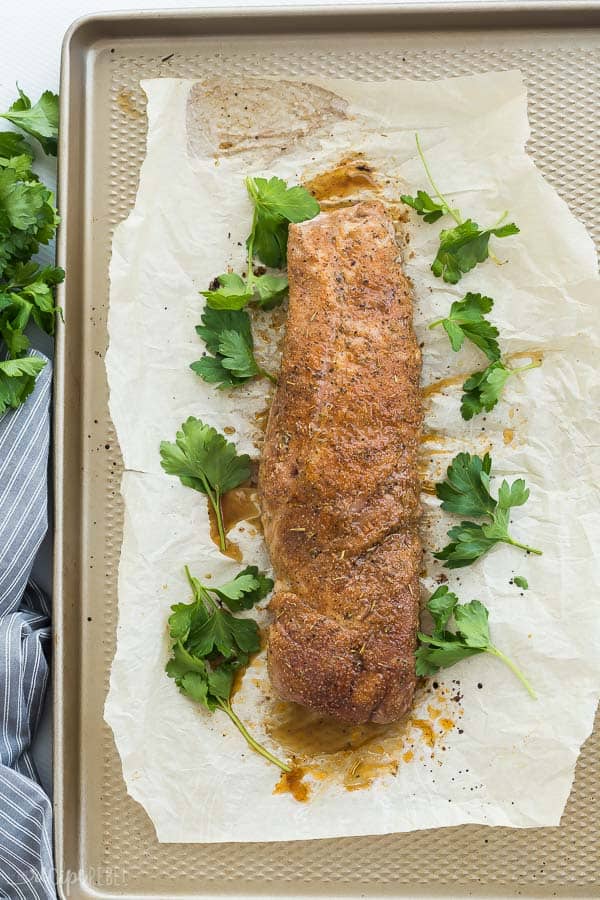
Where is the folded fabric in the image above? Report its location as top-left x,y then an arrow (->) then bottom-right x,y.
0,353 -> 56,900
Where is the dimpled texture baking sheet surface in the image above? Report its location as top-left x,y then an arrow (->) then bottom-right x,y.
55,6 -> 599,899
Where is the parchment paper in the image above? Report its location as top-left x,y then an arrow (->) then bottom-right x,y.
104,71 -> 600,842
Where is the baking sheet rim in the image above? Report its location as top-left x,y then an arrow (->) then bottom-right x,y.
54,3 -> 600,898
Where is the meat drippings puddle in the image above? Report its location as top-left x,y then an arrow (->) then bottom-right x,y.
265,679 -> 465,801
207,484 -> 261,562
304,155 -> 380,204
421,350 -> 544,400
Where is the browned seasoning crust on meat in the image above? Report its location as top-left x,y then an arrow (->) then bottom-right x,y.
259,201 -> 422,724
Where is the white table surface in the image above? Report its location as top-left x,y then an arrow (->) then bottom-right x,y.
0,0 -> 485,805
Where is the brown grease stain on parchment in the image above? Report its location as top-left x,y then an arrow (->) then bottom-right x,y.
422,350 -> 544,400
186,78 -> 348,161
301,154 -> 411,268
269,681 -> 465,802
207,483 -> 261,562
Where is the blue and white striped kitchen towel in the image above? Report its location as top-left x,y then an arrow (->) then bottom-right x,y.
0,352 -> 55,899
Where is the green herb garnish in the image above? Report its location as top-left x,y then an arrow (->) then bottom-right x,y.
191,307 -> 276,388
204,175 -> 318,311
431,219 -> 519,285
160,417 -> 251,552
166,565 -> 289,771
0,113 -> 63,416
0,131 -> 30,160
416,586 -> 536,698
460,356 -> 541,420
429,292 -> 500,361
200,273 -> 253,311
513,575 -> 529,590
245,175 -> 320,269
0,88 -> 59,156
402,134 -> 519,284
434,452 -> 542,568
400,189 -> 449,224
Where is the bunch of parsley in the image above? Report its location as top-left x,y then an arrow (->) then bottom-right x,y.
167,564 -> 290,771
0,88 -> 61,415
402,134 -> 519,284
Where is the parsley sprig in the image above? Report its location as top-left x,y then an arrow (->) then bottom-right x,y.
0,89 -> 63,416
166,565 -> 290,771
0,88 -> 59,157
429,293 -> 540,418
416,586 -> 536,698
401,134 -> 519,284
434,452 -> 542,568
204,176 -> 319,311
429,292 -> 500,362
460,356 -> 541,420
191,307 -> 276,388
160,417 -> 251,552
245,175 -> 320,269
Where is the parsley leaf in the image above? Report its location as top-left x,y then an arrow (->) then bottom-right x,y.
430,292 -> 500,361
461,355 -> 541,420
245,175 -> 320,268
202,272 -> 289,312
0,88 -> 59,156
427,585 -> 460,638
0,132 -> 32,162
200,273 -> 254,311
0,355 -> 46,414
166,565 -> 289,770
434,452 -> 542,568
178,568 -> 262,659
513,575 -> 529,590
159,417 -> 251,552
254,273 -> 288,310
400,189 -> 449,224
432,220 -> 520,285
191,307 -> 275,389
188,601 -> 260,659
436,522 -> 497,568
168,566 -> 272,642
435,451 -> 496,518
416,589 -> 536,698
212,565 -> 274,612
248,176 -> 320,224
218,330 -> 264,379
195,307 -> 250,355
0,154 -> 35,181
190,354 -> 238,388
